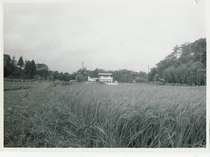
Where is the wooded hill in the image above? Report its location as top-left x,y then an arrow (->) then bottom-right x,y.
148,38 -> 206,85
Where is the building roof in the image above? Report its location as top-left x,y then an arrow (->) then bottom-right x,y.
98,72 -> 112,76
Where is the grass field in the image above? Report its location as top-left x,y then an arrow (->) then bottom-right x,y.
4,81 -> 206,147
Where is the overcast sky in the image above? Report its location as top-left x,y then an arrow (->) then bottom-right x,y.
4,0 -> 206,73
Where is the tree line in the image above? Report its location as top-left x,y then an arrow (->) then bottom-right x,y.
4,55 -> 36,79
148,38 -> 206,85
4,38 -> 206,85
4,54 -> 148,83
73,68 -> 148,83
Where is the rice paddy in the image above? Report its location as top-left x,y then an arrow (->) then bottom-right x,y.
4,81 -> 206,147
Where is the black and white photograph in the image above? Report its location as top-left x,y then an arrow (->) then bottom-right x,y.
2,0 -> 206,148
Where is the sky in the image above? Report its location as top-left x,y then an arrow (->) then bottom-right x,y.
3,0 -> 206,73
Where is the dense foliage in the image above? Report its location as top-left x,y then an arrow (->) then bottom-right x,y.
4,55 -> 37,79
148,38 -> 206,85
4,54 -> 147,83
4,38 -> 206,85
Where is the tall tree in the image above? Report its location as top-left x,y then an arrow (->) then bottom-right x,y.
4,54 -> 12,77
17,56 -> 24,69
24,60 -> 37,79
31,60 -> 36,77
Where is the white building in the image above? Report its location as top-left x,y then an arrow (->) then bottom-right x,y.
98,73 -> 113,84
88,76 -> 97,82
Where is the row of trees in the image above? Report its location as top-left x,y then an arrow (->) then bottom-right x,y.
4,54 -> 69,80
4,38 -> 206,85
4,54 -> 148,83
148,38 -> 206,85
4,55 -> 37,79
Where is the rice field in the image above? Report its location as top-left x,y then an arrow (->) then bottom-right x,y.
4,81 -> 206,147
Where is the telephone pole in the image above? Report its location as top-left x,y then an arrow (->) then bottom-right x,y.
148,64 -> 150,74
81,61 -> 85,69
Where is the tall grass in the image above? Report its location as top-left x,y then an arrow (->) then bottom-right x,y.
4,81 -> 206,147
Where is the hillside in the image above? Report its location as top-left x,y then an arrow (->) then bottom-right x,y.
148,38 -> 206,85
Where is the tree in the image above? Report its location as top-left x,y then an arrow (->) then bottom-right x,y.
162,66 -> 176,83
36,64 -> 48,80
188,61 -> 205,85
4,54 -> 22,78
17,56 -> 24,69
4,54 -> 12,77
148,68 -> 157,81
24,60 -> 37,79
76,73 -> 86,82
149,38 -> 206,85
75,68 -> 88,82
10,56 -> 17,73
31,60 -> 36,77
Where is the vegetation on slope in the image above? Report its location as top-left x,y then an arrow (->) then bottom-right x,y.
148,38 -> 206,85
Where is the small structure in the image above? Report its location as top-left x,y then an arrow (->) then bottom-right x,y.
88,76 -> 98,82
98,73 -> 113,84
36,64 -> 48,71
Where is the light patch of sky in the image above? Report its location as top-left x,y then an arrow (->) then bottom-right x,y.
4,0 -> 206,73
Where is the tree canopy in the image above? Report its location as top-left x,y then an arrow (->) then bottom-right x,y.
148,38 -> 206,85
4,38 -> 206,86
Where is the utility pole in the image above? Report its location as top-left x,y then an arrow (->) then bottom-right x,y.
81,61 -> 85,69
147,64 -> 150,81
